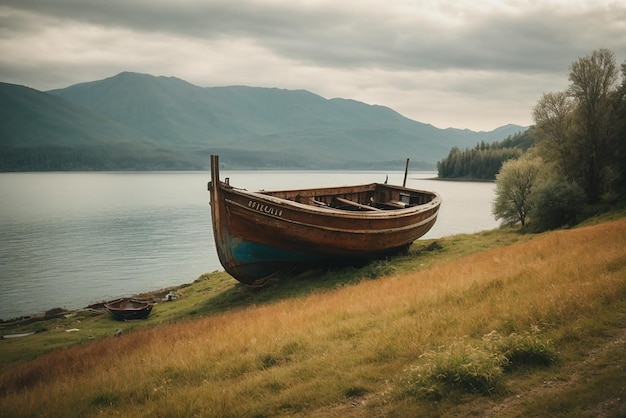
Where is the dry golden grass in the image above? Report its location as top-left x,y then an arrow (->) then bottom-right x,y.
1,217 -> 625,417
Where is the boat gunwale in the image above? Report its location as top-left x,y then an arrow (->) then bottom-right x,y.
220,182 -> 442,220
224,195 -> 440,234
104,298 -> 153,312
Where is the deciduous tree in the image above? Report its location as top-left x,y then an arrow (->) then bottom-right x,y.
532,91 -> 577,179
492,155 -> 542,227
568,48 -> 619,201
533,49 -> 621,203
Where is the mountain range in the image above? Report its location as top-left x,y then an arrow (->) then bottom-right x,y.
0,72 -> 528,171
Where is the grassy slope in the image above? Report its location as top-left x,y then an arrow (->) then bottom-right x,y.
0,215 -> 624,417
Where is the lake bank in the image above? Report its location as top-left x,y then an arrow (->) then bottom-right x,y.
0,225 -> 528,366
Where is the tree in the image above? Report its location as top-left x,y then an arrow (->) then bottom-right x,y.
533,49 -> 622,203
568,48 -> 620,201
613,61 -> 626,195
492,155 -> 543,227
532,91 -> 577,179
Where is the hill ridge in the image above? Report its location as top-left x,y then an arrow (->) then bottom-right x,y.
1,72 -> 528,170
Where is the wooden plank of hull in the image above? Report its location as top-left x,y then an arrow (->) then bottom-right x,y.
220,217 -> 439,284
209,155 -> 441,285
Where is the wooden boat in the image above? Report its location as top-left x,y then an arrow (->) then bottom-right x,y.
208,155 -> 441,285
104,298 -> 153,320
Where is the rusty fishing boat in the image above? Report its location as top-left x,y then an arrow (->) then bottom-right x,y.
208,155 -> 441,285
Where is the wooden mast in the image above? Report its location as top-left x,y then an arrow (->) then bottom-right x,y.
403,158 -> 410,187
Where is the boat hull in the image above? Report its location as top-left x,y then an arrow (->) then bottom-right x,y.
209,155 -> 441,285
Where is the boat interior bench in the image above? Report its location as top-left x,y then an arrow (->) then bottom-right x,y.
333,197 -> 382,211
291,187 -> 427,211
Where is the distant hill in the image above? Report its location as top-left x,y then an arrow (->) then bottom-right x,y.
1,72 -> 528,171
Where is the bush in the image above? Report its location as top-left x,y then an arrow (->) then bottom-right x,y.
400,340 -> 505,400
399,329 -> 557,400
529,179 -> 586,231
482,329 -> 557,371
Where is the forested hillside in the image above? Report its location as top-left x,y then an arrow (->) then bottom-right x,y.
1,72 -> 527,171
437,129 -> 535,180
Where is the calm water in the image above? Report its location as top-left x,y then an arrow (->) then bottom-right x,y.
0,171 -> 497,320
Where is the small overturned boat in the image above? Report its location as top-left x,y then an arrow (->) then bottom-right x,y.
208,155 -> 441,285
104,298 -> 153,321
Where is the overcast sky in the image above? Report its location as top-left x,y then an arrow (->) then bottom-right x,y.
1,0 -> 624,131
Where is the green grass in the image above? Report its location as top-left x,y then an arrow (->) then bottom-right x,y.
0,210 -> 625,417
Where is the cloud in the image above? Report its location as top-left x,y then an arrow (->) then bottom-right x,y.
0,0 -> 624,130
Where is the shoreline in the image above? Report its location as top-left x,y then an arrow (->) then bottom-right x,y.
0,282 -> 190,327
424,176 -> 494,183
2,172 -> 498,323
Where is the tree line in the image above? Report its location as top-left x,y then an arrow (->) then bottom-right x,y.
437,130 -> 534,180
492,48 -> 626,231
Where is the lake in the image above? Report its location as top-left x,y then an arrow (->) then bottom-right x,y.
0,171 -> 498,320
